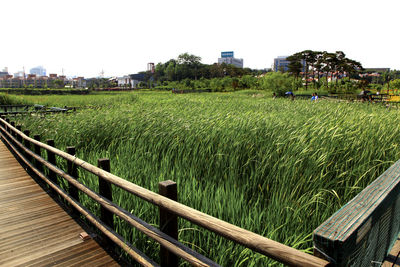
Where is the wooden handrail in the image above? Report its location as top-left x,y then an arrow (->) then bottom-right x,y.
0,126 -> 158,267
0,117 -> 330,266
0,123 -> 218,267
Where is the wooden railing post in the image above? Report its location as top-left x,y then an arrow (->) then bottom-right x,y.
98,158 -> 114,245
5,118 -> 9,130
16,125 -> 22,143
159,180 -> 178,267
10,121 -> 15,137
46,139 -> 57,185
33,135 -> 43,173
23,130 -> 31,162
66,146 -> 79,208
4,118 -> 9,132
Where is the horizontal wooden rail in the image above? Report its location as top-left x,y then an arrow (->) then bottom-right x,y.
0,117 -> 330,267
0,122 -> 219,267
0,126 -> 158,267
314,159 -> 400,265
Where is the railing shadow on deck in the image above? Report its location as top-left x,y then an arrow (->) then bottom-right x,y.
0,117 -> 330,267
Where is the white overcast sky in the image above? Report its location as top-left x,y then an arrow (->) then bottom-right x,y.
1,0 -> 399,77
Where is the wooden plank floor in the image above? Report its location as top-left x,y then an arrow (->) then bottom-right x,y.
0,140 -> 120,267
383,237 -> 400,267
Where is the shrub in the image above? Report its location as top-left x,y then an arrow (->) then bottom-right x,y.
259,72 -> 294,96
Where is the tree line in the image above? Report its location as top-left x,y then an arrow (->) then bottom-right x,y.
140,53 -> 264,84
286,50 -> 363,90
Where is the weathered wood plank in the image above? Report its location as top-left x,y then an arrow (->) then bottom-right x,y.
0,118 -> 329,267
0,139 -> 120,267
382,236 -> 400,267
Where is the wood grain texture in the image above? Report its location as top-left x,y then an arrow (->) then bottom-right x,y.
0,139 -> 120,267
1,126 -> 159,267
383,237 -> 400,267
0,118 -> 330,267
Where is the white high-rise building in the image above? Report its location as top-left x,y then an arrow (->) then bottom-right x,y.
218,51 -> 243,68
14,71 -> 25,78
30,66 -> 46,76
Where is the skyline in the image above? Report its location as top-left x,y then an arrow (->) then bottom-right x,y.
2,0 -> 400,78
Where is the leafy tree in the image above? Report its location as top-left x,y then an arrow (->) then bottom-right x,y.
286,54 -> 302,79
390,79 -> 400,93
177,53 -> 202,80
286,54 -> 303,90
165,61 -> 176,81
239,75 -> 258,89
54,79 -> 64,88
260,72 -> 294,96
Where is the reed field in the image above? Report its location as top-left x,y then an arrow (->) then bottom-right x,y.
8,91 -> 400,266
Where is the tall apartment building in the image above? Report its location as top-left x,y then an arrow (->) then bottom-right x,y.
218,51 -> 243,68
30,66 -> 46,76
0,67 -> 9,78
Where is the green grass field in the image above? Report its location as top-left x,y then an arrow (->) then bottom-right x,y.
7,90 -> 400,266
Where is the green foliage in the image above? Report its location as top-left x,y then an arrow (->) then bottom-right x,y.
286,50 -> 363,91
335,78 -> 358,93
239,75 -> 258,89
0,93 -> 32,105
156,75 -> 260,92
368,83 -> 383,91
13,91 -> 400,265
53,79 -> 65,88
150,53 -> 264,84
390,79 -> 400,89
259,72 -> 294,95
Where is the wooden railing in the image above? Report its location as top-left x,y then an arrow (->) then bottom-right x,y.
0,104 -> 74,115
0,117 -> 330,267
313,159 -> 400,266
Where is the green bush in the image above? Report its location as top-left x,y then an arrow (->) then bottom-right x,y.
259,72 -> 294,96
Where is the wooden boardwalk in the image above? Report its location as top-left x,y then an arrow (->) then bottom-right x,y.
383,237 -> 400,266
0,140 -> 120,267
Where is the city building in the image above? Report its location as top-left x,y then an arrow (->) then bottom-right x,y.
71,77 -> 86,88
218,51 -> 243,68
117,75 -> 132,88
129,73 -> 147,88
13,71 -> 25,78
363,68 -> 391,73
0,67 -> 8,78
0,76 -> 23,88
30,66 -> 46,76
273,56 -> 306,72
0,72 -> 8,78
0,67 -> 9,78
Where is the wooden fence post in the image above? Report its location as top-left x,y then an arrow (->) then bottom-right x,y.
66,146 -> 79,210
16,125 -> 22,143
159,180 -> 178,267
5,118 -> 9,132
33,135 -> 43,173
46,139 -> 57,185
10,122 -> 15,137
23,130 -> 31,162
98,158 -> 114,245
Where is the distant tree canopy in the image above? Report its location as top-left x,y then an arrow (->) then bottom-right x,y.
146,53 -> 264,83
286,50 -> 363,89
